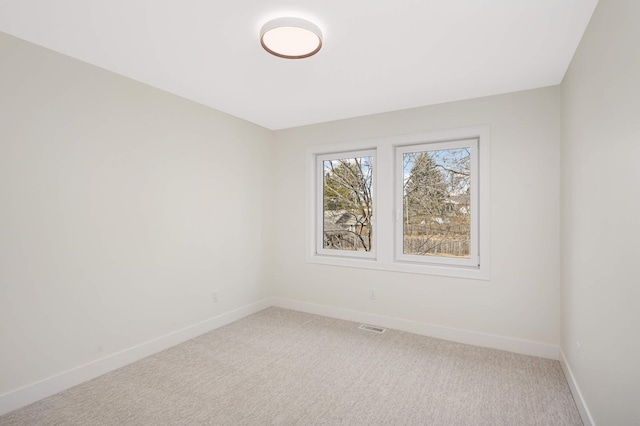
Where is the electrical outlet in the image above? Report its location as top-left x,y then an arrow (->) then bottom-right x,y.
212,290 -> 219,303
369,289 -> 376,300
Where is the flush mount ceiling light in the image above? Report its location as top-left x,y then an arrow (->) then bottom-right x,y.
260,17 -> 323,59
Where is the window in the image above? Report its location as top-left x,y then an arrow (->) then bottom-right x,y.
316,150 -> 376,258
307,126 -> 489,280
396,139 -> 478,267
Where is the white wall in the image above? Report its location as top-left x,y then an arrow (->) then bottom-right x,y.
271,87 -> 562,346
561,0 -> 640,424
7,3 -> 638,419
0,33 -> 272,394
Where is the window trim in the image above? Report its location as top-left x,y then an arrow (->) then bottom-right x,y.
306,125 -> 490,280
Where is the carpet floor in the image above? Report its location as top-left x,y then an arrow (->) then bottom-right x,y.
0,307 -> 582,425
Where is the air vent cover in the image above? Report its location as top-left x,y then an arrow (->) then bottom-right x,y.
359,324 -> 387,333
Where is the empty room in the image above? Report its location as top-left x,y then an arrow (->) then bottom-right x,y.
0,0 -> 638,425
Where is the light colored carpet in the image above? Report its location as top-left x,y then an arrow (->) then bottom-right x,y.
0,307 -> 582,425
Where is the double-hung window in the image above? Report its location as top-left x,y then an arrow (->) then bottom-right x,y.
307,126 -> 489,280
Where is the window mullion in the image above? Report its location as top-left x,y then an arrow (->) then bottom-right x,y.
375,144 -> 394,264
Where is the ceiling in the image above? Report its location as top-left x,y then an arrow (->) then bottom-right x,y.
0,0 -> 598,130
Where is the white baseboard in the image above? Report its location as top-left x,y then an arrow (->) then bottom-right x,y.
273,297 -> 560,360
0,298 -> 273,416
560,349 -> 595,426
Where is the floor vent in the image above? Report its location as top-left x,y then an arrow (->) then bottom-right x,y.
359,324 -> 387,333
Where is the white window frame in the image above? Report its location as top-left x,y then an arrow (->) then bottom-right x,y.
395,139 -> 479,268
316,150 -> 377,259
306,125 -> 490,280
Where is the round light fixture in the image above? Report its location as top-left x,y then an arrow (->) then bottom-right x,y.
260,17 -> 323,59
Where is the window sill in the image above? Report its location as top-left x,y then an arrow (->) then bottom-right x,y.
306,254 -> 489,280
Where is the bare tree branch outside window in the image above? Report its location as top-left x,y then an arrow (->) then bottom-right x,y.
322,156 -> 373,251
403,148 -> 471,258
321,148 -> 470,258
